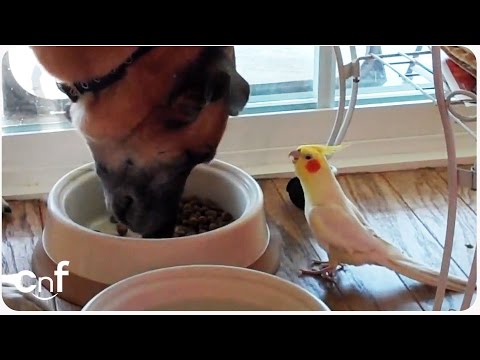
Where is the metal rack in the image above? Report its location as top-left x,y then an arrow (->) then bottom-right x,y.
431,47 -> 477,311
327,46 -> 477,311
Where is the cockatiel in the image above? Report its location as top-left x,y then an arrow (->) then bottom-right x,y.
289,144 -> 468,292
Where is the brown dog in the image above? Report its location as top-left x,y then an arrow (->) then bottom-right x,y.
30,46 -> 250,238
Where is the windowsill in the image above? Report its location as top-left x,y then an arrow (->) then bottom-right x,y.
2,101 -> 476,198
238,137 -> 476,179
3,140 -> 476,200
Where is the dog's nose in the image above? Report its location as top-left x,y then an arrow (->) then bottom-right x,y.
112,195 -> 134,224
142,218 -> 177,239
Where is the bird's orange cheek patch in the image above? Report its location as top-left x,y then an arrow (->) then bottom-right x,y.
306,159 -> 321,173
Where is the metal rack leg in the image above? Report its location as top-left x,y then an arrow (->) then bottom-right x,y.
431,46 -> 459,311
327,46 -> 360,147
327,46 -> 346,147
461,248 -> 477,310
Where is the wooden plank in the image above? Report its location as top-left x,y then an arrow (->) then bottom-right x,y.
274,178 -> 423,311
38,200 -> 82,311
39,200 -> 48,229
2,200 -> 56,311
340,172 -> 469,311
258,180 -> 350,311
383,169 -> 476,276
436,167 -> 477,214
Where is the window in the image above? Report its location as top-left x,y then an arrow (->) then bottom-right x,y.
238,45 -> 437,113
1,46 -> 70,133
2,46 -> 476,197
1,46 -> 437,130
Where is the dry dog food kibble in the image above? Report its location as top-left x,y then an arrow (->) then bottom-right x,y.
116,223 -> 129,237
111,196 -> 234,237
173,196 -> 234,237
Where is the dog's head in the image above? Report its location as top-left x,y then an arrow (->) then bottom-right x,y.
32,46 -> 249,237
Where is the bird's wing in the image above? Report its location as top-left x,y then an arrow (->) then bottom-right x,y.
307,203 -> 396,264
345,197 -> 382,239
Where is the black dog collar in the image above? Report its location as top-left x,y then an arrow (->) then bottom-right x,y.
56,46 -> 156,102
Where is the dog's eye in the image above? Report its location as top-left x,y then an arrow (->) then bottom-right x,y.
305,154 -> 312,160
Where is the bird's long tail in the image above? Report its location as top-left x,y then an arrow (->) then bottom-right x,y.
380,252 -> 468,293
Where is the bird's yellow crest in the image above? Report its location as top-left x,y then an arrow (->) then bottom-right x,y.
289,143 -> 349,176
301,144 -> 348,157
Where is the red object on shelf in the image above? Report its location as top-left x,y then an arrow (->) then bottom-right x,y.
446,59 -> 476,93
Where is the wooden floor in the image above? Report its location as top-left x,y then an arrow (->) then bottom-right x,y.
2,167 -> 477,311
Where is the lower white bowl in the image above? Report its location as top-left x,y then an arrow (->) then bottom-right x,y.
82,265 -> 330,311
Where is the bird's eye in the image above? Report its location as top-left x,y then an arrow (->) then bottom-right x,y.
305,154 -> 312,160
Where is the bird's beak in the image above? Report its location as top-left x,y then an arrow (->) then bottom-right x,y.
289,150 -> 300,163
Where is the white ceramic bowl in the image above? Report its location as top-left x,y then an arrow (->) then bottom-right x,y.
43,160 -> 269,285
82,265 -> 330,311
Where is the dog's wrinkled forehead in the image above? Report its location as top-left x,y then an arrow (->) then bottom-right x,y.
74,46 -> 249,167
72,46 -> 248,145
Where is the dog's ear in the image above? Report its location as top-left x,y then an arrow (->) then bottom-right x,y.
209,47 -> 250,116
166,69 -> 226,128
219,57 -> 250,116
166,48 -> 250,128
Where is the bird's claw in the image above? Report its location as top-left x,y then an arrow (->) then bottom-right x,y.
310,260 -> 345,272
299,261 -> 346,284
299,266 -> 337,283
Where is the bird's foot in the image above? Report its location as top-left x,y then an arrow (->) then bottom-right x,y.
299,264 -> 338,283
311,260 -> 345,272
